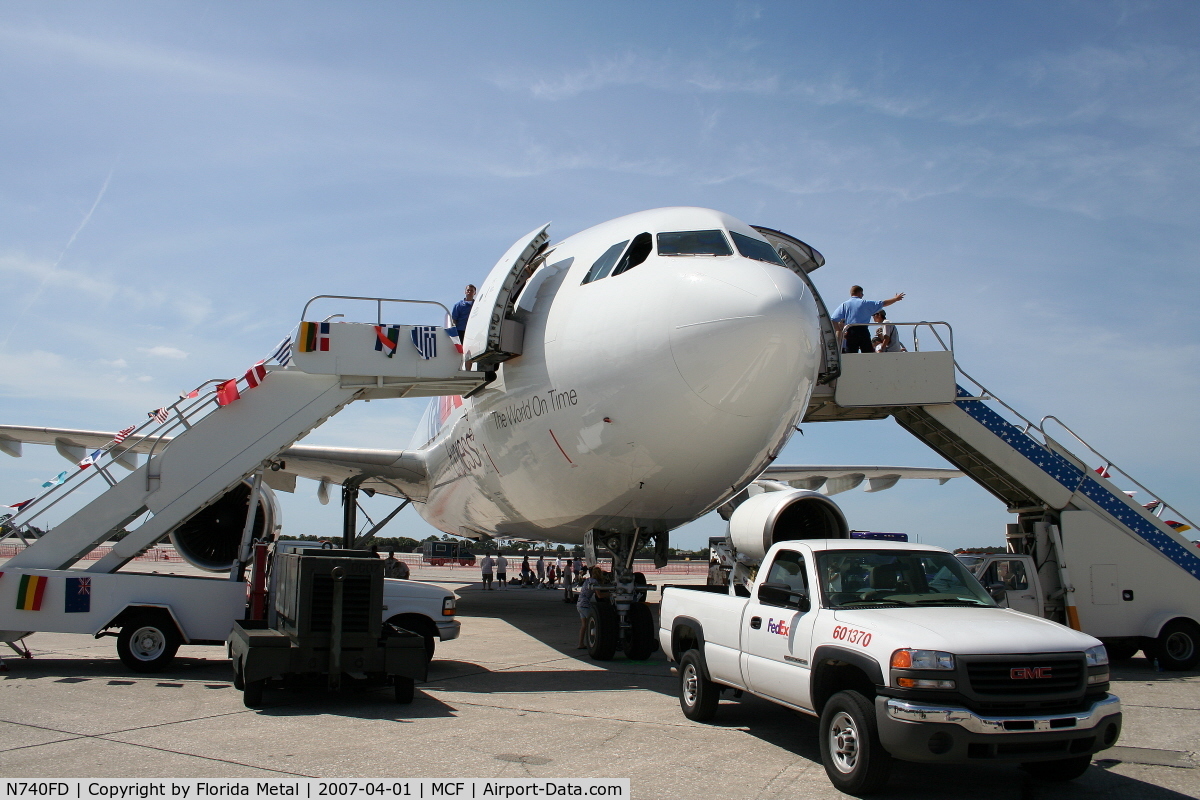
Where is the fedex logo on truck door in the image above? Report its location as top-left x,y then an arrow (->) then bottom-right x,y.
766,618 -> 790,636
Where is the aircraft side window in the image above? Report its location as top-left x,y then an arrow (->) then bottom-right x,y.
657,229 -> 733,257
731,231 -> 785,266
764,549 -> 807,593
611,232 -> 653,277
581,240 -> 629,285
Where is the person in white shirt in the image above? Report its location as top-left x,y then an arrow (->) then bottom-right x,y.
480,554 -> 495,590
496,552 -> 509,590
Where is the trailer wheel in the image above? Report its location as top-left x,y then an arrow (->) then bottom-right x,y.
393,675 -> 415,704
622,602 -> 657,661
232,657 -> 245,691
819,690 -> 892,795
116,613 -> 181,673
1020,755 -> 1092,781
1153,619 -> 1200,670
678,650 -> 719,721
585,600 -> 618,660
243,679 -> 265,708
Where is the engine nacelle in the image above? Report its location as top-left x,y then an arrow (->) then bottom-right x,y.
728,489 -> 849,563
169,481 -> 281,571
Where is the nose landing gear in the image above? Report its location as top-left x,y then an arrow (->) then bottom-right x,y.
583,529 -> 663,661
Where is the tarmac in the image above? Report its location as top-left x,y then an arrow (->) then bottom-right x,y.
2,565 -> 1199,800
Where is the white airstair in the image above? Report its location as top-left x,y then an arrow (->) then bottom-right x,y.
2,296 -> 487,575
805,321 -> 1200,641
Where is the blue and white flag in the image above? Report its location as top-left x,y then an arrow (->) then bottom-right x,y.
410,326 -> 438,360
268,336 -> 293,366
78,449 -> 103,470
41,471 -> 68,488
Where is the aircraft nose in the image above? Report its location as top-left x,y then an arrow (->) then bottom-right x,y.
668,259 -> 819,418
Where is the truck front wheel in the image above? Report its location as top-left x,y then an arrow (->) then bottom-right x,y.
819,690 -> 891,795
116,613 -> 181,673
1020,755 -> 1091,781
678,650 -> 719,721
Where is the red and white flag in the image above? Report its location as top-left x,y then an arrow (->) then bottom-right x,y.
112,425 -> 136,445
216,379 -> 241,406
245,361 -> 267,389
149,407 -> 170,424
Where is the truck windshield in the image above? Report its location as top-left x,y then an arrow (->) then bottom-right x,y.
816,550 -> 996,609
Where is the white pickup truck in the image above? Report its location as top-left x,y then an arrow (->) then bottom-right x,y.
658,535 -> 1122,794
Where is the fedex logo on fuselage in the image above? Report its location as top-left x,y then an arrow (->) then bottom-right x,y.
766,618 -> 790,636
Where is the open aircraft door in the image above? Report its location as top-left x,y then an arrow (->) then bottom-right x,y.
463,223 -> 550,369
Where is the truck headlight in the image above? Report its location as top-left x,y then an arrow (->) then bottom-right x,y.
891,649 -> 955,670
1085,645 -> 1109,684
442,596 -> 456,616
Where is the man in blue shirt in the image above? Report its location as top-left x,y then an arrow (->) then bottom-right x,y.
830,285 -> 906,354
451,284 -> 476,340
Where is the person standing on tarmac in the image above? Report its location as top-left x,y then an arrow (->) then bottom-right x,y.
536,554 -> 546,588
480,553 -> 494,590
830,285 -> 905,354
496,552 -> 509,589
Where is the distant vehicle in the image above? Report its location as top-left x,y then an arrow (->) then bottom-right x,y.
421,540 -> 475,566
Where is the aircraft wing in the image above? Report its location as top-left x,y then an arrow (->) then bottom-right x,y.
0,425 -> 428,503
753,465 -> 963,495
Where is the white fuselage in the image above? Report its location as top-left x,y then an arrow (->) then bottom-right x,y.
414,208 -> 823,542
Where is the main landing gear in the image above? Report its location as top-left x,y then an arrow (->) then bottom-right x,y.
582,529 -> 663,662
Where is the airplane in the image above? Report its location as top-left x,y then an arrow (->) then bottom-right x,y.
0,207 -> 960,661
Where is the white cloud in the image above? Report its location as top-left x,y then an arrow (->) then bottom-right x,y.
138,346 -> 188,360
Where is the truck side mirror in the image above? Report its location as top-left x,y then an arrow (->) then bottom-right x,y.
758,582 -> 810,612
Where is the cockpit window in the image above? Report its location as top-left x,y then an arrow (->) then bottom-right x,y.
731,231 -> 785,266
612,232 -> 653,276
581,240 -> 628,285
657,230 -> 733,257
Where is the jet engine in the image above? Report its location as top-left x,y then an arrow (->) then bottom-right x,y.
168,481 -> 281,571
728,489 -> 848,563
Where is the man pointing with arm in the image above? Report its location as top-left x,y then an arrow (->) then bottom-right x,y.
830,285 -> 905,354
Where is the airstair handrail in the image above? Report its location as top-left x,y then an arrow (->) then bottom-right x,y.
300,295 -> 453,325
1040,414 -> 1198,533
841,320 -> 955,353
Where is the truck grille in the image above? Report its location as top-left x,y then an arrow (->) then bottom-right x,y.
966,657 -> 1083,696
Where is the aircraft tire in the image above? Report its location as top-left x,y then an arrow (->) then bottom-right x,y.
586,601 -> 618,660
819,690 -> 892,795
116,612 -> 181,673
622,602 -> 657,661
678,650 -> 718,721
1153,619 -> 1200,670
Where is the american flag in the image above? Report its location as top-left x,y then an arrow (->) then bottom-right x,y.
149,407 -> 169,424
112,425 -> 136,444
269,336 -> 293,366
410,325 -> 439,360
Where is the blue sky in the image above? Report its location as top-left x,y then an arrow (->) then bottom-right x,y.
1,1 -> 1197,551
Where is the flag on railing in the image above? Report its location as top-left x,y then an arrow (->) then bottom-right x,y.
216,378 -> 240,406
77,449 -> 103,470
445,327 -> 464,354
298,321 -> 330,353
1166,520 -> 1193,533
245,361 -> 267,389
149,407 -> 169,424
41,471 -> 68,489
374,325 -> 400,358
411,326 -> 438,360
6,499 -> 33,510
180,388 -> 200,399
1095,466 -> 1111,478
269,336 -> 293,366
112,425 -> 136,445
